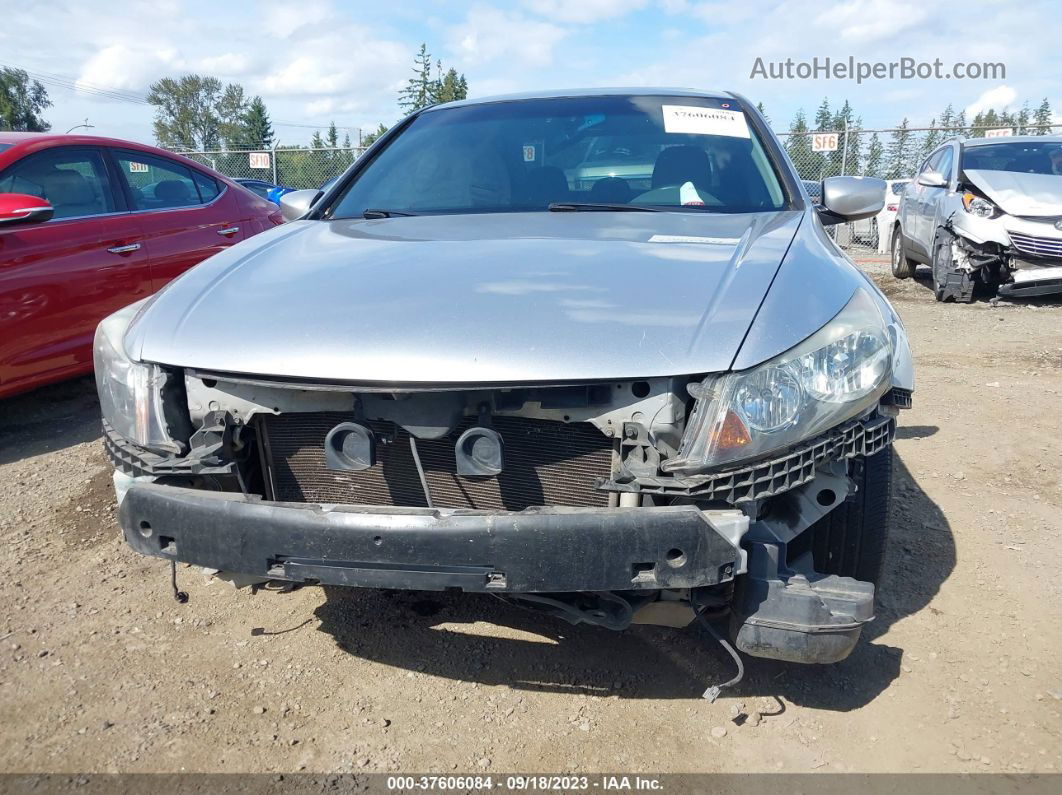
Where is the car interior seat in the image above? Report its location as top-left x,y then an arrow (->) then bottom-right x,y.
36,169 -> 104,219
154,179 -> 194,207
651,146 -> 711,191
521,166 -> 570,207
587,177 -> 632,204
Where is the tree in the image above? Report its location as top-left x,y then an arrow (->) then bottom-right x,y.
785,109 -> 813,179
885,118 -> 913,179
399,43 -> 436,113
755,101 -> 769,125
326,121 -> 339,149
1016,102 -> 1031,135
310,129 -> 325,149
812,97 -> 833,177
0,67 -> 51,131
217,84 -> 249,150
918,118 -> 941,164
1033,98 -> 1053,134
864,132 -> 884,177
435,66 -> 468,104
361,123 -> 389,148
242,96 -> 274,149
148,74 -> 233,150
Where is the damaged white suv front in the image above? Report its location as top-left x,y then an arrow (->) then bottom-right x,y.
96,89 -> 912,679
891,135 -> 1062,301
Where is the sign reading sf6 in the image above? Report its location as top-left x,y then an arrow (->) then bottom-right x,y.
812,133 -> 840,152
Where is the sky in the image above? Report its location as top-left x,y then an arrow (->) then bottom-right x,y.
2,0 -> 1059,147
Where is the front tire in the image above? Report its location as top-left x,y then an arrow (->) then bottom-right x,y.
890,226 -> 916,279
808,446 -> 893,587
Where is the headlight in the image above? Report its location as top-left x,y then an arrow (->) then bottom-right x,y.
962,191 -> 997,218
664,289 -> 892,472
94,305 -> 181,454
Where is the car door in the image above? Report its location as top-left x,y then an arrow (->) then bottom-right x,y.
925,145 -> 955,246
108,149 -> 246,292
0,145 -> 150,396
909,151 -> 944,255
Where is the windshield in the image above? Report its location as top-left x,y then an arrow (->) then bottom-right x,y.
962,142 -> 1062,175
330,95 -> 787,217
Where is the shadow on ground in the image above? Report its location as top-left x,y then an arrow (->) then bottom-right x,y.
314,453 -> 954,710
0,376 -> 101,466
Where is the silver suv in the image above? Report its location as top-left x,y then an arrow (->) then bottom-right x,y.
891,136 -> 1062,301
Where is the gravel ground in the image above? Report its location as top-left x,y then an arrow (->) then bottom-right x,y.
0,254 -> 1059,775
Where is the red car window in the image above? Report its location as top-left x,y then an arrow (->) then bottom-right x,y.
0,147 -> 117,220
113,151 -> 207,211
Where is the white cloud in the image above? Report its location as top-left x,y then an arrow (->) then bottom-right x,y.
262,0 -> 332,39
197,53 -> 254,76
77,43 -> 182,92
448,5 -> 568,68
522,0 -> 646,24
815,0 -> 928,43
966,85 -> 1018,116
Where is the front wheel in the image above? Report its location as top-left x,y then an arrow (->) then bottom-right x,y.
807,446 -> 893,587
890,226 -> 916,279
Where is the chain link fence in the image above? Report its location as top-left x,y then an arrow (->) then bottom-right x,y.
173,146 -> 368,192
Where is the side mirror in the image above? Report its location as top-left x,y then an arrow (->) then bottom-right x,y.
279,189 -> 323,222
0,193 -> 54,226
818,176 -> 886,225
916,170 -> 948,188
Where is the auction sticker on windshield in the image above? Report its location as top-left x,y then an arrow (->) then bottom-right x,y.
661,105 -> 750,138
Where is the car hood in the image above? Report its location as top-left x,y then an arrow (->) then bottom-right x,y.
964,169 -> 1062,217
128,211 -> 804,383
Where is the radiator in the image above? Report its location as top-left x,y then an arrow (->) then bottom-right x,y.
260,413 -> 613,511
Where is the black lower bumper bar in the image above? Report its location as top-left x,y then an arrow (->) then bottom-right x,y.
119,484 -> 741,593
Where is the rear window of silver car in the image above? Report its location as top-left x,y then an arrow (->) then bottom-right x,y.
330,95 -> 787,217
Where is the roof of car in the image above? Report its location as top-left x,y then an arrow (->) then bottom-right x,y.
962,134 -> 1062,147
426,87 -> 733,111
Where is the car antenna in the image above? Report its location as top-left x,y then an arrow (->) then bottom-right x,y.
169,560 -> 189,604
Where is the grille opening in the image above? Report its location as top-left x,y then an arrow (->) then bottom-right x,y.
261,413 -> 614,511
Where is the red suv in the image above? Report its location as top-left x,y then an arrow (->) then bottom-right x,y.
0,133 -> 282,399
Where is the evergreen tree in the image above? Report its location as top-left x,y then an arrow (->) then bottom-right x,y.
326,121 -> 339,149
1033,98 -> 1053,134
885,118 -> 913,179
399,43 -> 436,113
864,132 -> 884,177
361,122 -> 389,148
919,118 -> 941,164
310,130 -> 325,149
435,66 -> 469,104
243,96 -> 273,149
1016,102 -> 1031,135
785,109 -> 813,179
755,101 -> 769,125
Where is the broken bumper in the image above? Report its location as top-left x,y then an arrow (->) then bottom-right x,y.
118,484 -> 743,593
999,265 -> 1062,297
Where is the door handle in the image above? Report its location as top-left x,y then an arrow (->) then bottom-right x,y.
107,243 -> 141,254
217,226 -> 240,237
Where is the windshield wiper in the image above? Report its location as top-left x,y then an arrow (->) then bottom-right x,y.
547,202 -> 662,213
362,208 -> 418,219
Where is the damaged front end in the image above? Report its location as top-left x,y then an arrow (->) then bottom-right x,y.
941,187 -> 1062,299
99,286 -> 912,666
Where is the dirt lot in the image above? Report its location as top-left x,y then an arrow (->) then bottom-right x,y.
0,255 -> 1060,776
